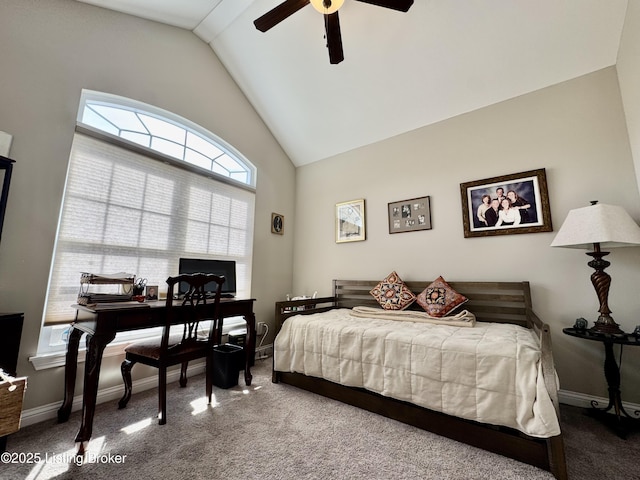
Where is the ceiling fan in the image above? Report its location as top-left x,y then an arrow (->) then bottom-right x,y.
254,0 -> 414,65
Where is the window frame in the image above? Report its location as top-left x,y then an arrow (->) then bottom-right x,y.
78,89 -> 256,190
32,91 -> 256,366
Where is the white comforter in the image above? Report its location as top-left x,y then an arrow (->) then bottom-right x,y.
274,308 -> 560,438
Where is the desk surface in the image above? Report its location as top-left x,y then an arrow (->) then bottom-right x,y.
77,297 -> 256,310
73,298 -> 256,334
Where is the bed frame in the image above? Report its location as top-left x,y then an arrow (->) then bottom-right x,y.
273,279 -> 567,480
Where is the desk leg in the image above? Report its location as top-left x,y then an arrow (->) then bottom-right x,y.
244,312 -> 255,386
57,327 -> 83,423
74,331 -> 114,453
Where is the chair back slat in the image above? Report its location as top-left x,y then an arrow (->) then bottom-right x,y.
163,273 -> 225,352
119,272 -> 226,424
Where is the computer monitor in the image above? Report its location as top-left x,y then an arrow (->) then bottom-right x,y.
178,258 -> 237,297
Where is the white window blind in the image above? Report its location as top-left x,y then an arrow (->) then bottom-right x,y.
42,133 -> 255,327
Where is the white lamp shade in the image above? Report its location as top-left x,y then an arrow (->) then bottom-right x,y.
309,0 -> 344,14
550,203 -> 640,249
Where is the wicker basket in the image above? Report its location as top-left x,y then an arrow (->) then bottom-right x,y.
0,376 -> 27,437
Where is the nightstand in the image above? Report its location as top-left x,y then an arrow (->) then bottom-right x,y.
563,327 -> 640,438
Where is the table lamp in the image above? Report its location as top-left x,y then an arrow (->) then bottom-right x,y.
550,201 -> 640,334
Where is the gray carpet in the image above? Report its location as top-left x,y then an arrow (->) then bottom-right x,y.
3,358 -> 639,479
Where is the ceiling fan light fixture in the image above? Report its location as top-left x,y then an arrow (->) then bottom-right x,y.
309,0 -> 344,14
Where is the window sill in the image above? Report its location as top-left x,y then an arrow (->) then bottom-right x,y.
29,341 -> 128,371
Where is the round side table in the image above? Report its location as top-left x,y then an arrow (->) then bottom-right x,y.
563,327 -> 640,438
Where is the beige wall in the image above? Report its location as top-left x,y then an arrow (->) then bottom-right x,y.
294,67 -> 640,403
3,0 -> 640,415
618,1 -> 640,197
0,0 -> 295,409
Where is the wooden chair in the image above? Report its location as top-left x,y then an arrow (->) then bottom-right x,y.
118,273 -> 225,425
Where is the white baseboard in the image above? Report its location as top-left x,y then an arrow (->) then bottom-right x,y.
558,389 -> 640,413
20,362 -> 206,428
19,369 -> 638,429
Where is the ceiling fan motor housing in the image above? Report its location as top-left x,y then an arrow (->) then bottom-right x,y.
254,0 -> 414,64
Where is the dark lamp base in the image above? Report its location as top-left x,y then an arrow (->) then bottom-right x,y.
590,315 -> 624,335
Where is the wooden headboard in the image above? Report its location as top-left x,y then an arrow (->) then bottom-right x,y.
275,279 -> 543,334
332,279 -> 534,328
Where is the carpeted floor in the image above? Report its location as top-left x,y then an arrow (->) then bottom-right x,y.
3,358 -> 639,480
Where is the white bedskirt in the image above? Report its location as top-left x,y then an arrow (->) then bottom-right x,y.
274,308 -> 560,438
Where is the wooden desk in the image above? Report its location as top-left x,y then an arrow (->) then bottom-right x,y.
57,298 -> 255,450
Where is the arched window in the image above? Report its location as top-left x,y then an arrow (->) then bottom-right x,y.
35,91 -> 256,360
79,90 -> 256,187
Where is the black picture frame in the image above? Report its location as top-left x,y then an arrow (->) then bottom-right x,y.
388,196 -> 432,234
460,168 -> 552,238
271,213 -> 284,235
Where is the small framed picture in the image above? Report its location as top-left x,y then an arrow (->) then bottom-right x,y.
271,213 -> 284,235
335,199 -> 366,243
388,196 -> 432,234
460,168 -> 552,238
145,285 -> 158,301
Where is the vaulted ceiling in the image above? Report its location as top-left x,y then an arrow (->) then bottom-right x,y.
75,0 -> 629,166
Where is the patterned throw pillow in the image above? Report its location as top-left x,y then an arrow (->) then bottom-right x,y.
416,276 -> 468,317
370,271 -> 416,310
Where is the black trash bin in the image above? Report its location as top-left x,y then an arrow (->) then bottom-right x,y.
212,343 -> 243,389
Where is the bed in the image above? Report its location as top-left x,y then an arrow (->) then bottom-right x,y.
272,279 -> 567,480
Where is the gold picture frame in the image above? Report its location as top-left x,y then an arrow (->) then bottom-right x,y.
335,199 -> 366,243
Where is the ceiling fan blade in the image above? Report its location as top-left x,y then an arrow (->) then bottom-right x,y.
324,11 -> 344,65
254,0 -> 310,32
354,0 -> 414,12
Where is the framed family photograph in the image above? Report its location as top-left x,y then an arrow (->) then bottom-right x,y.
460,168 -> 552,238
335,199 -> 366,243
388,196 -> 432,234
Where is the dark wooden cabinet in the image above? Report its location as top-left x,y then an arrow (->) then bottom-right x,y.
0,158 -> 18,452
0,313 -> 23,376
0,312 -> 24,452
0,156 -> 15,245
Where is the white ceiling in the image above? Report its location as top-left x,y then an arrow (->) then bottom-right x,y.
76,0 -> 629,166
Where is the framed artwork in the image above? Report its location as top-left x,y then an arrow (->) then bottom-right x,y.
388,196 -> 432,234
145,285 -> 158,301
271,213 -> 284,235
460,168 -> 552,238
335,199 -> 366,243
